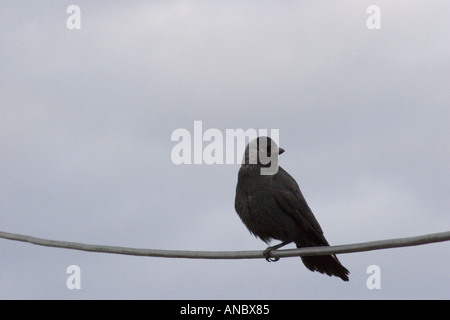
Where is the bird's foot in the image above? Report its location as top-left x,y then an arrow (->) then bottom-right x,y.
263,246 -> 280,262
263,241 -> 292,262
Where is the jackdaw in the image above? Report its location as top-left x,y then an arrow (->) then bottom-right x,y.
235,137 -> 350,281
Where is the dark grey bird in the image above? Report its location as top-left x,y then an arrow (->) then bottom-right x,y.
234,137 -> 349,281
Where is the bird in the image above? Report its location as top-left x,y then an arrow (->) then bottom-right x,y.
234,136 -> 350,281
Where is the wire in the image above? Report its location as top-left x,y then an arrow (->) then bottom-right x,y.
1,230 -> 449,259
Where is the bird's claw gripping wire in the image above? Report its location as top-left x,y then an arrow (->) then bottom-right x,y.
263,241 -> 291,262
263,246 -> 280,262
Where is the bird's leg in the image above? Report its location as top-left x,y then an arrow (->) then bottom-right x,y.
263,241 -> 292,262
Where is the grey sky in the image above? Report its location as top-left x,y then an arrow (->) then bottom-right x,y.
1,1 -> 449,299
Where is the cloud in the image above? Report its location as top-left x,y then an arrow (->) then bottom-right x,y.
1,1 -> 449,299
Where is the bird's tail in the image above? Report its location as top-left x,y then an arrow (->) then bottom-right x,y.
296,243 -> 350,281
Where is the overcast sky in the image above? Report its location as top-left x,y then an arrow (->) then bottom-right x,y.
1,1 -> 449,299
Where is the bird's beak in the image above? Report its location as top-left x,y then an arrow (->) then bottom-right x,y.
278,147 -> 285,155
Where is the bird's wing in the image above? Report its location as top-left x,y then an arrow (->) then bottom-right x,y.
271,168 -> 326,239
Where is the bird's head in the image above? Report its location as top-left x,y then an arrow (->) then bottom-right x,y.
242,136 -> 284,175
